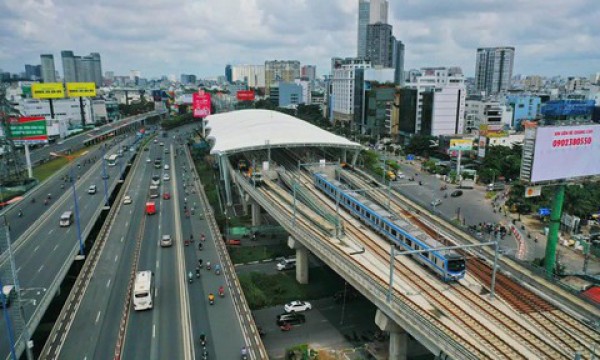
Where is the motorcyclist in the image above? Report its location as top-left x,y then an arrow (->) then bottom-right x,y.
31,197 -> 35,204
218,286 -> 224,296
201,233 -> 206,242
190,234 -> 194,242
206,261 -> 211,270
18,209 -> 23,217
188,271 -> 193,282
208,293 -> 215,304
241,346 -> 248,358
196,266 -> 201,278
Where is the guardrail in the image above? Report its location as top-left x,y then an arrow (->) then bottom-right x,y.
234,169 -> 478,360
186,152 -> 268,360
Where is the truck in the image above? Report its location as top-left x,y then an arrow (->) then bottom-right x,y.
149,185 -> 159,198
146,202 -> 156,215
459,178 -> 475,189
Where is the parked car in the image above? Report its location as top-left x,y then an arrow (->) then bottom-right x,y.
451,190 -> 463,197
160,234 -> 172,247
276,312 -> 306,326
123,195 -> 132,204
88,185 -> 97,194
284,301 -> 312,313
276,258 -> 297,271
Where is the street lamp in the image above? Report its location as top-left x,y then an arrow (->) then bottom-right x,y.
101,144 -> 110,207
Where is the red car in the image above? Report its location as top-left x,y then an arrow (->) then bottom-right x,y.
226,239 -> 241,246
163,192 -> 171,200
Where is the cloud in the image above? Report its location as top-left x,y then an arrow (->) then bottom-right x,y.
0,0 -> 598,78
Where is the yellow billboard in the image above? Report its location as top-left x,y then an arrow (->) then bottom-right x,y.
449,139 -> 473,151
31,83 -> 65,99
66,82 -> 97,97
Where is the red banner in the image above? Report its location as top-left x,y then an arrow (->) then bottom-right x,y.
193,91 -> 211,118
236,90 -> 255,101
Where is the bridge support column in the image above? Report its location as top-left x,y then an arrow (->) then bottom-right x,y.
219,154 -> 232,206
375,309 -> 407,360
287,237 -> 309,284
251,200 -> 261,226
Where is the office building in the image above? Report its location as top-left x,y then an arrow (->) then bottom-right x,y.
24,65 -> 41,80
363,83 -> 395,136
40,54 -> 56,83
225,65 -> 232,83
294,78 -> 312,104
180,74 -> 197,85
265,60 -> 300,93
301,65 -> 316,83
464,97 -> 512,133
475,47 -> 515,95
505,95 -> 541,129
330,57 -> 372,124
366,23 -> 393,67
269,82 -> 303,108
369,0 -> 388,24
231,65 -> 265,88
393,40 -> 405,85
89,53 -> 103,87
357,0 -> 389,58
61,50 -> 78,82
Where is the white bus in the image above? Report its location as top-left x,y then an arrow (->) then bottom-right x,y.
133,270 -> 154,311
107,154 -> 119,167
60,211 -> 74,227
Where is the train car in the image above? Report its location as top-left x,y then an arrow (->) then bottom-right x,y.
314,173 -> 465,281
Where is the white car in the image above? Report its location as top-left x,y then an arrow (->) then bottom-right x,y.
163,173 -> 170,181
396,171 -> 406,179
284,301 -> 312,313
87,185 -> 97,194
164,164 -> 170,170
123,195 -> 132,205
160,234 -> 172,247
146,158 -> 151,163
431,198 -> 442,207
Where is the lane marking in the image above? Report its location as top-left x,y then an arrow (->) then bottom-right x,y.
34,245 -> 40,253
52,244 -> 59,252
153,324 -> 156,338
48,229 -> 54,235
156,259 -> 159,269
95,311 -> 101,323
121,236 -> 124,243
37,264 -> 44,273
106,279 -> 111,288
114,255 -> 119,262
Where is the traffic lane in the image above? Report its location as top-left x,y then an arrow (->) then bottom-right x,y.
59,154 -> 148,357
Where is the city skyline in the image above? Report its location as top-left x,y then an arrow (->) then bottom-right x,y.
0,0 -> 598,79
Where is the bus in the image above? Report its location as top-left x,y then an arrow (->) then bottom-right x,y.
60,211 -> 74,227
133,270 -> 154,311
107,154 -> 119,167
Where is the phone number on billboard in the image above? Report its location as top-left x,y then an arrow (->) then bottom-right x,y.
552,137 -> 593,147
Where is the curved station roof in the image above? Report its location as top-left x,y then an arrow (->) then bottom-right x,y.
205,109 -> 362,155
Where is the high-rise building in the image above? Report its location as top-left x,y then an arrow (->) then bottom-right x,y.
89,53 -> 103,87
475,47 -> 515,96
330,57 -> 372,125
366,23 -> 393,67
40,54 -> 56,83
225,65 -> 232,83
369,0 -> 389,24
264,60 -> 300,93
24,64 -> 41,80
301,65 -> 316,83
357,0 -> 370,58
61,50 -> 78,82
231,65 -> 265,88
357,0 -> 389,58
393,40 -> 405,85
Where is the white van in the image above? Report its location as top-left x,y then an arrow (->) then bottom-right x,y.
60,211 -> 74,227
276,258 -> 297,271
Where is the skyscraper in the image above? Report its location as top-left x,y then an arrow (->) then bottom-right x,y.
301,65 -> 316,82
357,0 -> 370,58
475,47 -> 515,95
366,23 -> 393,67
89,53 -> 103,87
40,54 -> 56,83
61,50 -> 78,82
369,0 -> 388,24
264,60 -> 300,93
225,65 -> 232,83
392,39 -> 405,85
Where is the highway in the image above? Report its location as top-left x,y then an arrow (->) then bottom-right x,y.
0,135 -> 139,359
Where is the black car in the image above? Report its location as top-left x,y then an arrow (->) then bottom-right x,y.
276,312 -> 306,326
451,190 -> 463,197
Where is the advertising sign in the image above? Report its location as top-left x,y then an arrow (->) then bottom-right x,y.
8,116 -> 48,143
449,139 -> 473,151
192,90 -> 211,118
477,136 -> 487,158
31,83 -> 65,99
66,82 -> 97,97
529,124 -> 600,183
525,186 -> 542,198
236,90 -> 256,101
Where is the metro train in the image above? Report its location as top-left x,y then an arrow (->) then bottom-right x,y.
314,173 -> 466,281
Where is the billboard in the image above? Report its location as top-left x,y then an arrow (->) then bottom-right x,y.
32,83 -> 65,99
449,139 -> 473,151
8,116 -> 48,144
477,136 -> 487,158
236,90 -> 255,101
66,82 -> 97,97
527,124 -> 600,183
192,90 -> 211,118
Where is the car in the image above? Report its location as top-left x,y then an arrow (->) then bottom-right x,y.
431,198 -> 442,207
160,234 -> 172,247
276,312 -> 306,326
396,171 -> 406,179
451,190 -> 463,197
163,192 -> 171,200
276,258 -> 297,271
226,239 -> 241,246
159,142 -> 164,147
284,301 -> 312,313
164,164 -> 170,170
102,173 -> 109,180
163,173 -> 170,181
146,158 -> 152,163
153,139 -> 158,144
88,185 -> 97,194
123,195 -> 132,205
151,175 -> 160,185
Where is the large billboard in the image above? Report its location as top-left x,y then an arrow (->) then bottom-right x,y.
527,124 -> 600,183
449,139 -> 473,151
66,82 -> 97,97
32,83 -> 65,99
8,116 -> 48,144
236,90 -> 255,101
192,90 -> 211,118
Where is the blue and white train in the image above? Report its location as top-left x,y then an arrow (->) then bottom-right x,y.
314,173 -> 466,281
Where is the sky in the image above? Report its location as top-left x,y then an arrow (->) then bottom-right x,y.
0,0 -> 599,79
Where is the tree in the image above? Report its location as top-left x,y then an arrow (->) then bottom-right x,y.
405,135 -> 436,157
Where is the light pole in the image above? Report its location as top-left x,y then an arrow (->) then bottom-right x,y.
101,144 -> 109,207
70,165 -> 85,258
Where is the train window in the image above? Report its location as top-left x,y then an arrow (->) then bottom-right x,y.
405,238 -> 412,248
447,259 -> 465,272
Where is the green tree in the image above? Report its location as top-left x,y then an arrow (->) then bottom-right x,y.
405,135 -> 436,157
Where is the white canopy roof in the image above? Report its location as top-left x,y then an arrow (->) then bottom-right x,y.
205,109 -> 362,155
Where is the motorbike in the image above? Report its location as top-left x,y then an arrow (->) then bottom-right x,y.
188,272 -> 194,284
31,197 -> 36,204
280,323 -> 292,331
208,293 -> 215,305
206,262 -> 211,271
215,264 -> 221,275
196,268 -> 201,278
18,210 -> 23,218
184,239 -> 190,246
199,334 -> 207,346
198,242 -> 203,251
218,286 -> 225,297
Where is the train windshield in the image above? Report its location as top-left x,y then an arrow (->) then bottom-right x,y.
447,259 -> 466,272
